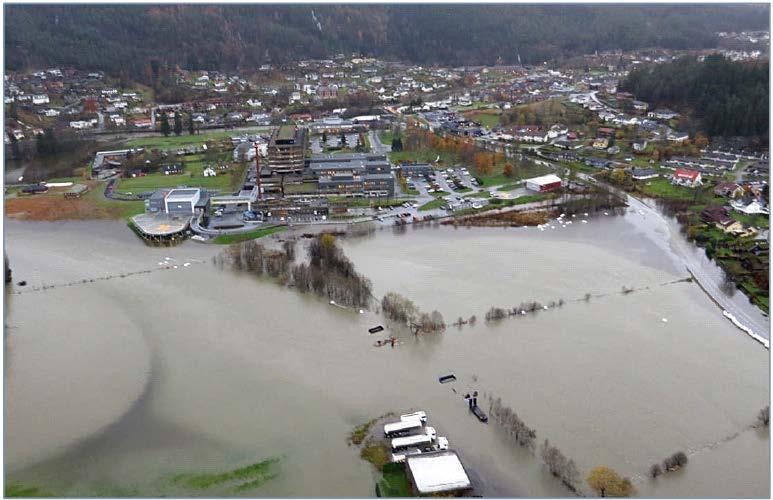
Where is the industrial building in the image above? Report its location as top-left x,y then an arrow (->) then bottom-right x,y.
267,125 -> 307,174
405,451 -> 472,496
309,153 -> 395,197
146,188 -> 210,215
523,174 -> 563,192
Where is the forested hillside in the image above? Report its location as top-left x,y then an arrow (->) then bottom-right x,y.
620,55 -> 769,138
5,4 -> 768,80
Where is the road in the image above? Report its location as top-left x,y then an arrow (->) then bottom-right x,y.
576,171 -> 769,343
369,130 -> 391,155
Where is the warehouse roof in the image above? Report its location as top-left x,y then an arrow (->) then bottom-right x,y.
406,451 -> 471,495
524,174 -> 562,186
166,188 -> 200,202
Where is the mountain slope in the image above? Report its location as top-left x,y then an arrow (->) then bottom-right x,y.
5,4 -> 769,77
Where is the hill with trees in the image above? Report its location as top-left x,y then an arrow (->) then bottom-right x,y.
620,54 -> 769,138
5,4 -> 769,81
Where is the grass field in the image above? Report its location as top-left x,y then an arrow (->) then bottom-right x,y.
125,128 -> 270,150
212,226 -> 285,245
115,154 -> 236,193
376,463 -> 411,497
464,191 -> 492,199
418,199 -> 446,211
389,149 -> 457,165
464,110 -> 501,129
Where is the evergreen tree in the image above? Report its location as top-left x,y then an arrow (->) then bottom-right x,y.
36,128 -> 57,156
188,113 -> 195,135
160,112 -> 171,137
9,133 -> 20,159
339,131 -> 347,148
173,112 -> 182,136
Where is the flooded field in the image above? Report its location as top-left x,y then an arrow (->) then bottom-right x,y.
4,212 -> 769,497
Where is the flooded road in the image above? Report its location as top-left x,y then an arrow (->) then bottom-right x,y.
4,213 -> 769,497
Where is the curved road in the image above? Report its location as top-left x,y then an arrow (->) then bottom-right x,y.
575,171 -> 769,344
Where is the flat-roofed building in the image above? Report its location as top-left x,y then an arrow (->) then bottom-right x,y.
405,451 -> 472,496
268,125 -> 307,174
164,188 -> 201,215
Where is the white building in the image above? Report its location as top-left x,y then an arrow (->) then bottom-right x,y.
32,94 -> 50,105
405,452 -> 472,496
164,188 -> 201,215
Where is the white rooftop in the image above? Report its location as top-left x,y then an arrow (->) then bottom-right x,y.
166,188 -> 201,202
524,174 -> 562,185
406,451 -> 471,494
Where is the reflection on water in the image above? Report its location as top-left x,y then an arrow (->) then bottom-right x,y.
4,217 -> 769,497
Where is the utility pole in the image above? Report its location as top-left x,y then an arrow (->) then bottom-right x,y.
255,143 -> 263,201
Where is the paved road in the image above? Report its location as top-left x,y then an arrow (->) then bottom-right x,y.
369,130 -> 391,154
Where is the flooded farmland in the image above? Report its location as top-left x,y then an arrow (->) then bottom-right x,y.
4,211 -> 769,497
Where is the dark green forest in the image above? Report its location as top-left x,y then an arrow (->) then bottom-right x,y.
621,55 -> 769,138
5,4 -> 769,81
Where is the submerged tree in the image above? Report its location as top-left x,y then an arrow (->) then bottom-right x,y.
586,466 -> 636,497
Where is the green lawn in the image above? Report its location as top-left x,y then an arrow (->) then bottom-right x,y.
376,463 -> 411,497
431,190 -> 450,198
115,154 -> 236,193
476,162 -> 551,188
379,131 -> 395,145
466,111 -> 500,129
389,149 -> 457,165
418,199 -> 447,211
85,188 -> 146,219
513,193 -> 550,205
125,128 -> 269,150
464,191 -> 491,199
212,226 -> 285,245
284,182 -> 318,194
730,211 -> 770,229
634,178 -> 702,201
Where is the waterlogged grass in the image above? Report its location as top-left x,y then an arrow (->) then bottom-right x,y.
348,418 -> 378,446
212,226 -> 285,245
172,457 -> 280,492
5,482 -> 53,497
377,462 -> 412,497
361,441 -> 391,471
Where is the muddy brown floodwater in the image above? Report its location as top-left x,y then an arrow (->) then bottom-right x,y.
4,211 -> 769,497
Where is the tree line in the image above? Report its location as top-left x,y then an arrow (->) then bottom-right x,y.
6,5 -> 768,78
620,54 -> 769,138
219,233 -> 372,308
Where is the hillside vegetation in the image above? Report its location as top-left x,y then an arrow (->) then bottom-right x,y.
621,55 -> 769,138
6,5 -> 768,81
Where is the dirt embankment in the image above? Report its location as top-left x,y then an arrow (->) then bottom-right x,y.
443,208 -> 557,228
5,182 -> 137,221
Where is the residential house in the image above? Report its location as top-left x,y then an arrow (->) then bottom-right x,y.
671,168 -> 702,187
632,139 -> 648,152
714,182 -> 744,198
668,131 -> 690,144
629,168 -> 659,180
648,108 -> 678,120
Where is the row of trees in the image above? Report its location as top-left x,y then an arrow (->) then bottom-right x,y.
650,451 -> 688,478
159,111 -> 196,137
221,233 -> 372,308
489,397 -> 537,450
380,291 -> 446,333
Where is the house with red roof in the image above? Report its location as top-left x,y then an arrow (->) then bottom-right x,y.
671,168 -> 703,188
